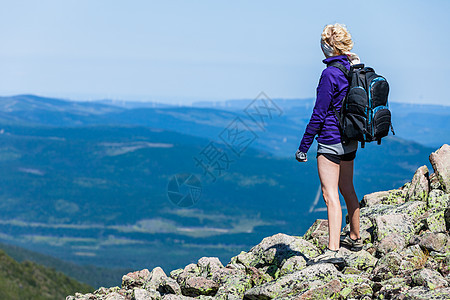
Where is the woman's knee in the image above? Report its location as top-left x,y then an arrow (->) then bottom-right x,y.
322,191 -> 340,206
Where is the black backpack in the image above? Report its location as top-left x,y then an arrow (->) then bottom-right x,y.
328,61 -> 395,148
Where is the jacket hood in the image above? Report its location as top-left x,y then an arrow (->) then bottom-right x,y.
322,55 -> 350,67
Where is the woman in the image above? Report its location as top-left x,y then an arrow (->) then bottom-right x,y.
296,23 -> 363,265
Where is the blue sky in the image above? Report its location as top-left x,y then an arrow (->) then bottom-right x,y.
0,0 -> 449,105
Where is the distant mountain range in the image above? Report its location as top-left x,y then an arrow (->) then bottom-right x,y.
0,94 -> 448,152
0,94 -> 446,288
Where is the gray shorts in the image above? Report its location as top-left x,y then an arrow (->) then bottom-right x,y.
317,140 -> 358,156
316,140 -> 358,164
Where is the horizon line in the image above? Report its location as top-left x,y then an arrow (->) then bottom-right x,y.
0,93 -> 449,108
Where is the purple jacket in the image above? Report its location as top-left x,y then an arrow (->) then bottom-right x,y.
298,55 -> 350,153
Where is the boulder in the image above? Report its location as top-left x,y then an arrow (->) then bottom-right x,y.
406,165 -> 430,202
243,263 -> 339,299
182,276 -> 219,297
409,232 -> 449,253
372,213 -> 415,244
122,269 -> 151,289
339,247 -> 378,272
429,144 -> 450,193
428,189 -> 450,209
229,233 -> 320,279
411,268 -> 449,290
302,219 -> 329,251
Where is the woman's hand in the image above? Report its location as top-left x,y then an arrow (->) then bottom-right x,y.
295,150 -> 308,162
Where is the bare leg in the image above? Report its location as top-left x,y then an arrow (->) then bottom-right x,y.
339,160 -> 361,240
317,155 -> 341,251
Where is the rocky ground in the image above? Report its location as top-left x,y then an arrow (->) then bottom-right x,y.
67,144 -> 450,300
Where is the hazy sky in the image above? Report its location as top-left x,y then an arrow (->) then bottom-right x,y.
0,0 -> 449,105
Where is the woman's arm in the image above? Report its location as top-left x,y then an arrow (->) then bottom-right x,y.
298,68 -> 335,153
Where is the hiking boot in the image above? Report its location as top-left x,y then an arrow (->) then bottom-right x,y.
340,233 -> 363,251
306,248 -> 345,266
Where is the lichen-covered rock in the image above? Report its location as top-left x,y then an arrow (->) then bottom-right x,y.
158,276 -> 182,295
406,165 -> 430,202
410,232 -> 449,253
372,251 -> 403,281
429,144 -> 450,193
294,279 -> 342,299
411,268 -> 449,290
133,288 -> 160,300
403,286 -> 450,299
212,270 -> 253,299
360,203 -> 396,220
376,233 -> 407,255
173,264 -> 200,289
372,213 -> 415,243
232,233 -> 320,279
279,255 -> 307,276
399,245 -> 428,272
243,263 -> 339,299
340,248 -> 378,272
391,200 -> 428,221
161,295 -> 196,300
144,267 -> 167,291
104,292 -> 126,300
122,269 -> 151,289
425,208 -> 447,233
374,277 -> 409,299
361,189 -> 406,208
197,257 -> 223,278
182,276 -> 219,297
428,189 -> 450,209
302,219 -> 329,251
361,190 -> 391,207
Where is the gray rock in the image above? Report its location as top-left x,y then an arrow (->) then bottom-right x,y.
213,270 -> 252,299
361,189 -> 406,208
182,276 -> 219,297
403,286 -> 450,299
302,219 -> 329,251
407,165 -> 430,202
134,288 -> 160,300
144,267 -> 167,291
340,247 -> 378,272
428,189 -> 450,209
173,264 -> 200,289
122,269 -> 151,289
295,279 -> 342,299
372,213 -> 415,243
161,295 -> 197,300
197,257 -> 223,278
425,208 -> 448,233
430,172 -> 442,190
372,251 -> 403,281
376,233 -> 407,255
410,232 -> 449,253
104,292 -> 126,300
361,190 -> 390,207
229,233 -> 320,279
375,277 -> 409,299
244,263 -> 339,299
399,245 -> 428,273
158,276 -> 182,295
429,144 -> 450,193
411,268 -> 449,290
279,255 -> 307,276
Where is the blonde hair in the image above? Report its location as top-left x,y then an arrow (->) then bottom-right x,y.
321,23 -> 354,56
